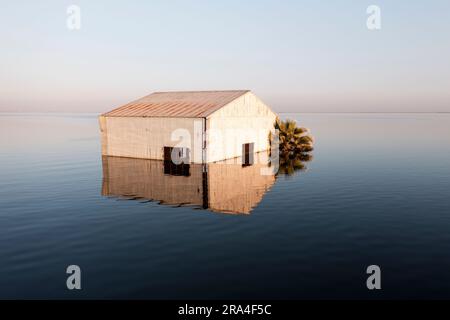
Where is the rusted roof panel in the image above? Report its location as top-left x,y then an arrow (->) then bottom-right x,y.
102,90 -> 250,118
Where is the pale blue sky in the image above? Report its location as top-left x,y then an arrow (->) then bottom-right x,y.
1,0 -> 449,112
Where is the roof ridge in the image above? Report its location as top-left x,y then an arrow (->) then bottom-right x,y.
153,90 -> 250,94
102,90 -> 251,118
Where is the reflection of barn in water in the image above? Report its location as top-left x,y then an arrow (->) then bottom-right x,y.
101,152 -> 275,214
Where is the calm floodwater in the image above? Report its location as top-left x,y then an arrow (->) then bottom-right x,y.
1,113 -> 450,299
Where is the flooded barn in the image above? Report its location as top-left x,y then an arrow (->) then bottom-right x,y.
99,90 -> 277,163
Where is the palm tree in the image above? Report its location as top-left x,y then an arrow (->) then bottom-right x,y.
270,118 -> 314,175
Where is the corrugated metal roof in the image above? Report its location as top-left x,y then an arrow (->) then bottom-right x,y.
102,90 -> 250,118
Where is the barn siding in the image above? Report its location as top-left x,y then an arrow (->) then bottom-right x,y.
206,92 -> 277,162
100,116 -> 201,161
99,116 -> 108,155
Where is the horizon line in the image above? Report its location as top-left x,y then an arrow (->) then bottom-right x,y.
1,111 -> 450,115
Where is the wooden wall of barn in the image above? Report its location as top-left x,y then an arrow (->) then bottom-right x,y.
206,92 -> 277,162
99,116 -> 203,162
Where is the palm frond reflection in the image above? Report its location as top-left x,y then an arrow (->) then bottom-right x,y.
271,117 -> 315,176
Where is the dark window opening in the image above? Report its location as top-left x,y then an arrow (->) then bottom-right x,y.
163,146 -> 190,176
242,143 -> 254,166
164,146 -> 190,164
